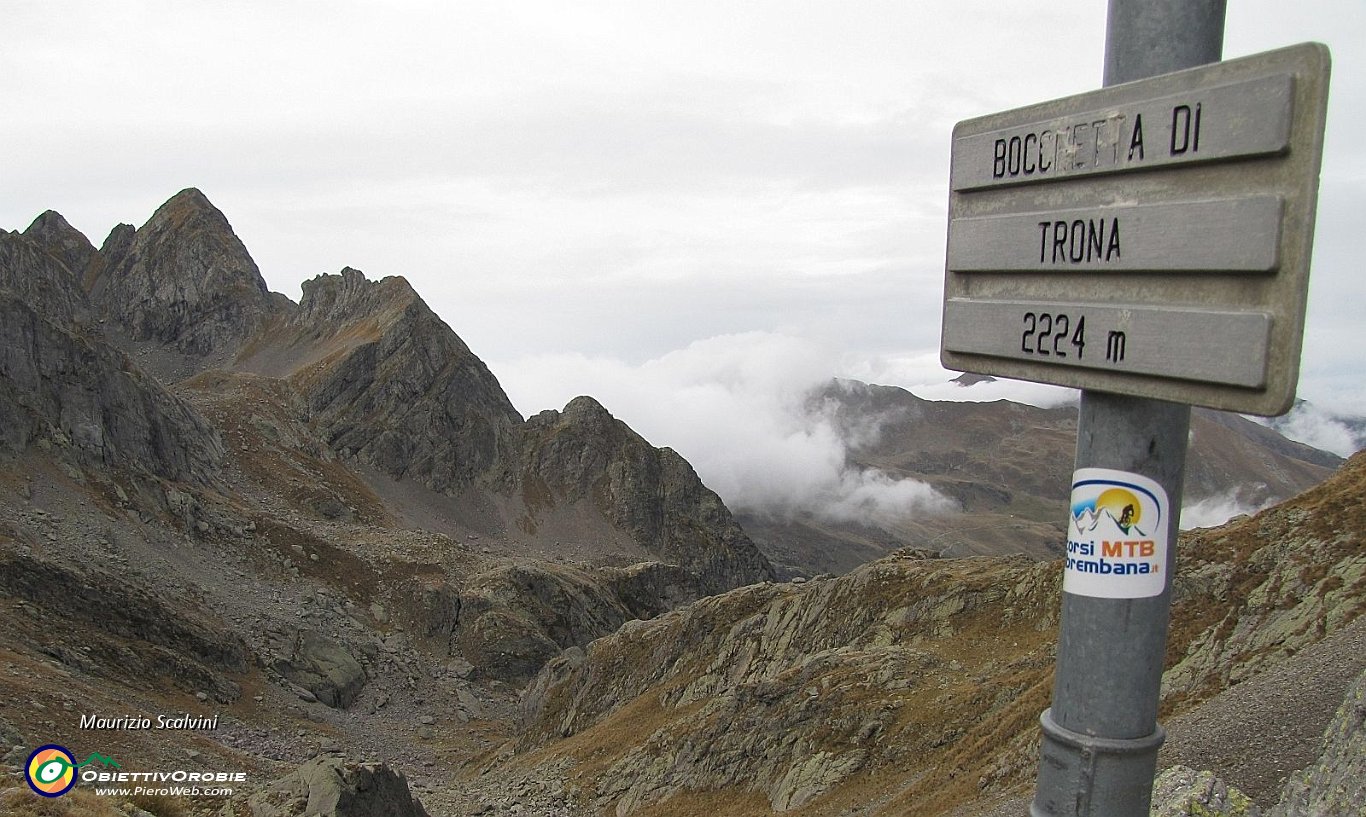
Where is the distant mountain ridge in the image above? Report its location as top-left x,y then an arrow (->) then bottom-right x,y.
740,378 -> 1340,577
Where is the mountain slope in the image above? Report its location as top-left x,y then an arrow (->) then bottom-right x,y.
1,221 -> 93,325
743,379 -> 1340,577
0,225 -> 223,485
511,396 -> 774,594
515,452 -> 1366,816
237,266 -> 525,495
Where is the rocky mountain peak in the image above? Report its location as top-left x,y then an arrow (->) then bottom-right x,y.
98,222 -> 137,256
513,395 -> 775,593
0,227 -> 92,327
560,394 -> 614,426
22,210 -> 96,279
270,266 -> 523,494
86,187 -> 276,365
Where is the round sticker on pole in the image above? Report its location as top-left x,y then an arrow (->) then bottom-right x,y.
1063,467 -> 1170,599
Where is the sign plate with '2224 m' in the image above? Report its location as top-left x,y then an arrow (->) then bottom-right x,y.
940,43 -> 1331,415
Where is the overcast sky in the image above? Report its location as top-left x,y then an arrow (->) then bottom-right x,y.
4,2 -> 1364,467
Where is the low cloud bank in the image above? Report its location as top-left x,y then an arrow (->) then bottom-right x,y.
496,332 -> 955,523
496,332 -> 1363,533
1180,488 -> 1274,530
1259,401 -> 1365,458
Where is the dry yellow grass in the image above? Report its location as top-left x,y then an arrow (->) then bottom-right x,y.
0,770 -> 119,817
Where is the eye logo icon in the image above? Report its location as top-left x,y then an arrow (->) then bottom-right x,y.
26,744 -> 77,797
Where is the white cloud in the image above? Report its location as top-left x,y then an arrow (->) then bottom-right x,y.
1259,402 -> 1363,458
1180,488 -> 1273,530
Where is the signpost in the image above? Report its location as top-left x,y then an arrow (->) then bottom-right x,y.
937,2 -> 1331,814
942,41 -> 1331,416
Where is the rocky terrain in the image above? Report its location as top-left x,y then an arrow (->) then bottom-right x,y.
0,190 -> 1360,816
512,453 -> 1366,816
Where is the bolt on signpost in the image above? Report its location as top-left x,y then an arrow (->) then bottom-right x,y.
937,1 -> 1331,814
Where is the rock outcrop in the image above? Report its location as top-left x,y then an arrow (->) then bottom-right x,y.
0,226 -> 221,480
1150,766 -> 1262,817
249,755 -> 430,817
22,210 -> 98,283
519,551 -> 1061,814
0,225 -> 92,325
1162,453 -> 1366,710
1270,668 -> 1366,817
453,559 -> 709,684
272,267 -> 523,494
0,293 -> 223,483
1154,666 -> 1366,817
457,561 -> 636,683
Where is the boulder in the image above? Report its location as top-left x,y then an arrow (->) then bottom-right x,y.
249,755 -> 429,817
1151,766 -> 1262,816
277,632 -> 367,709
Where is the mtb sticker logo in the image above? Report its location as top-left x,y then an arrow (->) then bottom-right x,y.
26,745 -> 78,797
1063,467 -> 1169,598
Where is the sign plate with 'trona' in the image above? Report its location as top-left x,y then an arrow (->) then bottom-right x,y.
940,42 -> 1331,415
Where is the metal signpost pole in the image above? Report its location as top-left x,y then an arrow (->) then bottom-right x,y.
1029,2 -> 1225,815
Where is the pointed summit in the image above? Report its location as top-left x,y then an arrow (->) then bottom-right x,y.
512,394 -> 775,593
87,188 -> 277,372
23,210 -> 97,279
